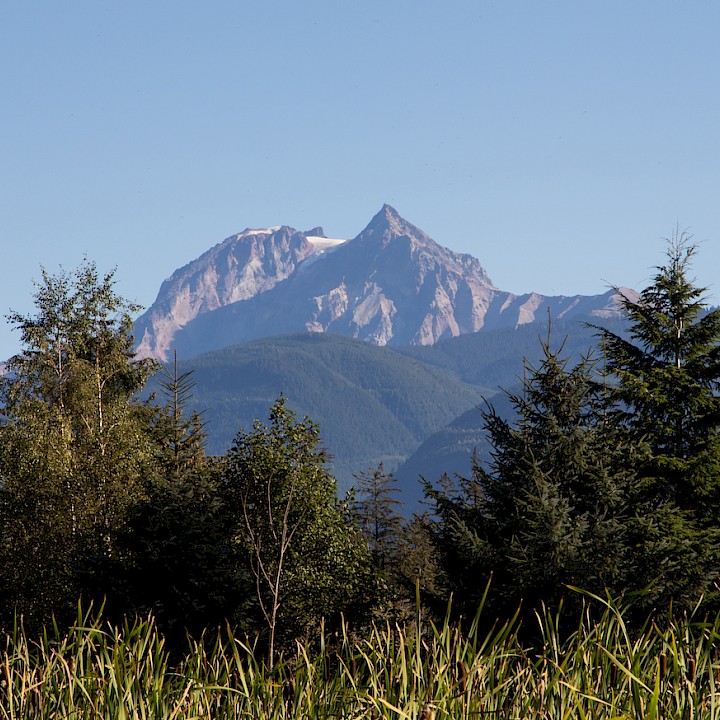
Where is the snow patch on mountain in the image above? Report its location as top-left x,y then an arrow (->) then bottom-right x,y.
306,236 -> 347,249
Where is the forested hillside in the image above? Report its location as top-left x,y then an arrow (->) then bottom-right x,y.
162,317 -> 629,505
155,333 -> 486,490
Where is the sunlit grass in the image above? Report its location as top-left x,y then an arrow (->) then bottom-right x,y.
2,590 -> 720,719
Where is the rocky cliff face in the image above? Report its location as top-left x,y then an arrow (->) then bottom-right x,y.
134,205 -> 629,360
134,225 -> 342,360
310,204 -> 497,345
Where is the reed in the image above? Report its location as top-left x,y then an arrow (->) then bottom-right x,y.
2,591 -> 720,719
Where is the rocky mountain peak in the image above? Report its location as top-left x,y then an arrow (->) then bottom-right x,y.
134,206 -> 629,361
376,202 -> 404,227
359,203 -> 425,244
352,205 -> 494,288
135,224 -> 320,360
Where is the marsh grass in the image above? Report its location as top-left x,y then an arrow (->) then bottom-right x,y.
2,591 -> 720,719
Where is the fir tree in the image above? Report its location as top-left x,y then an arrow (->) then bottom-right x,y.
428,332 -> 709,623
351,463 -> 404,572
153,351 -> 208,480
594,233 -> 720,519
119,351 -> 238,644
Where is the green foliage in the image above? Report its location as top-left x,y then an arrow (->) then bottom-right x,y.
0,262 -> 158,629
594,234 -> 720,518
4,594 -> 720,719
176,321 -> 629,500
223,397 -> 375,663
4,263 -> 155,409
4,238 -> 720,654
351,464 -> 415,620
117,455 -> 242,647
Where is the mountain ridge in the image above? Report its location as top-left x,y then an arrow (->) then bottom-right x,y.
153,332 -> 488,497
134,205 -> 629,361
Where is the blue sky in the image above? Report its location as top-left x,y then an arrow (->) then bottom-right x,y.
2,1 -> 720,360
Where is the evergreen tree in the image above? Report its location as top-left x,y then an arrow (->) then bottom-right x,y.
588,234 -> 720,614
594,233 -> 720,519
351,463 -> 409,620
118,351 -> 241,644
153,351 -> 208,480
395,511 -> 445,619
351,463 -> 404,572
428,335 -> 706,623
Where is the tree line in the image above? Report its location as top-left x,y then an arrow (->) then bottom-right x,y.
1,233 -> 719,659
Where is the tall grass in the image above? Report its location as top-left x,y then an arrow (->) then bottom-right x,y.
2,591 -> 720,719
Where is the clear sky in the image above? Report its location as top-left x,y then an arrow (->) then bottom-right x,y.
2,1 -> 720,360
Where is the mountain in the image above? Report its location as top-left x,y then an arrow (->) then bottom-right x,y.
135,225 -> 345,361
154,333 -> 487,495
132,205 -> 635,510
135,205 -> 630,361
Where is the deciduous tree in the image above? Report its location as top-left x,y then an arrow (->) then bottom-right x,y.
0,262 -> 157,627
224,397 -> 372,664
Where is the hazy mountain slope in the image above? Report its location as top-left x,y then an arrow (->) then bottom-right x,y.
164,333 -> 485,492
394,393 -> 521,515
394,316 -> 631,513
394,315 -> 629,387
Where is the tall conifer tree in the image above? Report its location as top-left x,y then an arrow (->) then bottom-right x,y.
594,233 -> 720,519
352,463 -> 404,572
429,325 -> 715,624
119,351 -> 237,643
